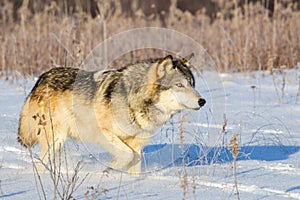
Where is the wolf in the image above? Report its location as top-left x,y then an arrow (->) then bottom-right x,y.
18,54 -> 206,176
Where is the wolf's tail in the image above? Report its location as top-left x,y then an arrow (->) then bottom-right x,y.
18,97 -> 38,147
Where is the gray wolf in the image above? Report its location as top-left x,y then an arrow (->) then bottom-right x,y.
18,54 -> 206,176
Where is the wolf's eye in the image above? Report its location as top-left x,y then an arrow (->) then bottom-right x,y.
175,83 -> 184,88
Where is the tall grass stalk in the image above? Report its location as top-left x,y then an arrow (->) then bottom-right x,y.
228,133 -> 240,200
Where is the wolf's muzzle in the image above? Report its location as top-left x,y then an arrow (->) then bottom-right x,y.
198,98 -> 206,107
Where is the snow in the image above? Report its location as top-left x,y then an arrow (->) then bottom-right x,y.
0,69 -> 300,199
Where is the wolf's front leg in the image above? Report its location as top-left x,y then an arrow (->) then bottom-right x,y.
127,151 -> 142,176
125,135 -> 151,176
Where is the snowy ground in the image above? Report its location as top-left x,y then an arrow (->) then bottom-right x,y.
0,69 -> 300,200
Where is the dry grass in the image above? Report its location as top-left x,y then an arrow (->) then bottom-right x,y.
0,0 -> 299,80
228,133 -> 240,200
178,115 -> 188,200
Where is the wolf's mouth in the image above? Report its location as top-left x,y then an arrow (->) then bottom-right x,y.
193,107 -> 201,110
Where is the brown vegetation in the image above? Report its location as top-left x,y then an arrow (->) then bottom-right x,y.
0,0 -> 299,79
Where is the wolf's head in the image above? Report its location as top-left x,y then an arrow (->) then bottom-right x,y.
152,54 -> 206,115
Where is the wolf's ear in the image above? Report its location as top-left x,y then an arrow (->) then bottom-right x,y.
182,53 -> 194,67
156,55 -> 173,78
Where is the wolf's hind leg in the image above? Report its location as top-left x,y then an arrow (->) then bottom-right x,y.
38,129 -> 67,171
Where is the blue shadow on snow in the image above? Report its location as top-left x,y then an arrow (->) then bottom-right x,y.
142,144 -> 300,167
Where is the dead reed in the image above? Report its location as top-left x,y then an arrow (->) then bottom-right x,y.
0,0 -> 299,80
228,133 -> 240,200
178,115 -> 188,200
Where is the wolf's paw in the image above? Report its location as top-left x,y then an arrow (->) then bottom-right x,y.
127,161 -> 142,177
129,171 -> 142,177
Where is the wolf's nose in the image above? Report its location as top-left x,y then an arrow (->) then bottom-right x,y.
198,98 -> 206,107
